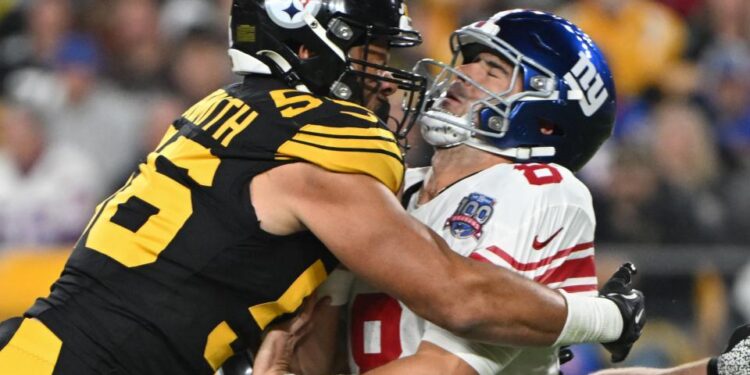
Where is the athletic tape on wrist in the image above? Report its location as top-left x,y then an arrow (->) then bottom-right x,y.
554,292 -> 623,346
316,269 -> 354,306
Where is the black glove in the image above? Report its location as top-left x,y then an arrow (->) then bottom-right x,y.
599,263 -> 646,363
708,324 -> 750,375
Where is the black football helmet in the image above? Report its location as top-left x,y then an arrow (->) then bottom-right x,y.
229,0 -> 426,136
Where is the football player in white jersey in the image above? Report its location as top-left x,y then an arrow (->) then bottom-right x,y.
343,9 -> 623,375
248,9 -> 645,375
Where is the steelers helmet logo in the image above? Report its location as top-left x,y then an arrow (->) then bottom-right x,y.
266,0 -> 322,29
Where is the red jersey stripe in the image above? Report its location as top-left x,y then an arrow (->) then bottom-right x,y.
535,255 -> 596,284
484,242 -> 594,272
469,252 -> 491,264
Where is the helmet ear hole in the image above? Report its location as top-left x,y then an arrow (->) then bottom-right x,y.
538,118 -> 564,136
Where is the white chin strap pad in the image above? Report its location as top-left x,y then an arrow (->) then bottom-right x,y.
464,138 -> 556,161
420,110 -> 473,147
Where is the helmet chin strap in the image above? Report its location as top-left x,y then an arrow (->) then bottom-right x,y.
259,50 -> 312,92
464,138 -> 556,161
303,12 -> 346,62
228,47 -> 313,92
373,97 -> 391,123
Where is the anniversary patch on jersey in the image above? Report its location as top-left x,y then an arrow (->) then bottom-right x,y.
445,193 -> 495,239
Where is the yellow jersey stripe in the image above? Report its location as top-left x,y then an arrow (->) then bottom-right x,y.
291,133 -> 402,159
0,319 -> 62,375
340,110 -> 378,123
298,129 -> 396,142
249,259 -> 328,330
276,139 -> 404,193
330,98 -> 374,113
296,124 -> 396,139
203,321 -> 238,371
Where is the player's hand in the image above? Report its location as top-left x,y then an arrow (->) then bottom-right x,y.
709,324 -> 750,375
252,295 -> 328,375
252,329 -> 296,375
599,263 -> 646,363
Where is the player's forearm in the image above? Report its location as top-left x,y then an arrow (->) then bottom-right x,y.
663,358 -> 710,375
403,232 -> 623,348
425,251 -> 566,346
592,368 -> 667,375
345,225 -> 576,347
591,359 -> 710,375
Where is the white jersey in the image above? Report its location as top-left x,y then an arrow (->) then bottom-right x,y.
347,163 -> 598,375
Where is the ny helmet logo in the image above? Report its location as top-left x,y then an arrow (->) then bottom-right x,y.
564,52 -> 609,117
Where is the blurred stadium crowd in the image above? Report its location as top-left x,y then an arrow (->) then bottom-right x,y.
0,0 -> 748,372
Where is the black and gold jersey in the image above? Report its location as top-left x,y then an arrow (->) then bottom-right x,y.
23,76 -> 404,374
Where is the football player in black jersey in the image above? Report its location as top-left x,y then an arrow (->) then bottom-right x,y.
0,1 -> 643,374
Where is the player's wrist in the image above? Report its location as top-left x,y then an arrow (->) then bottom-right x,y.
554,292 -> 623,346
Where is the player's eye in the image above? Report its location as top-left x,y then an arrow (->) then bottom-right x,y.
482,60 -> 501,78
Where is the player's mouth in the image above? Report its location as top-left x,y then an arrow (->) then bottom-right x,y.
435,86 -> 465,113
444,89 -> 463,106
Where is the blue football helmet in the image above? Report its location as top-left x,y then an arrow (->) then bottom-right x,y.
415,9 -> 616,171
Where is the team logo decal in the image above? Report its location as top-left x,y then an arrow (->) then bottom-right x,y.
564,51 -> 609,117
265,0 -> 321,29
445,193 -> 496,239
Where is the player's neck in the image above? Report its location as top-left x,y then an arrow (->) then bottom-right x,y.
420,145 -> 511,203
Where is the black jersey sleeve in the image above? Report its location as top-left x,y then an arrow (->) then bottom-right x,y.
271,92 -> 405,193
